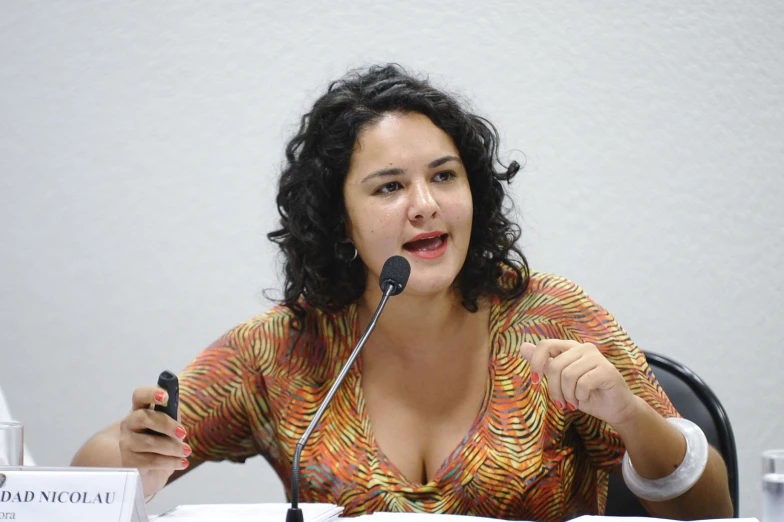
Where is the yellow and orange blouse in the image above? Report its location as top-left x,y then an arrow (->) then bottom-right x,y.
179,271 -> 677,520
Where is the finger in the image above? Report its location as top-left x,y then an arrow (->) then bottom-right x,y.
124,409 -> 187,440
121,450 -> 190,471
124,431 -> 192,459
529,339 -> 577,384
131,386 -> 168,411
544,348 -> 583,410
519,342 -> 536,362
559,356 -> 599,409
574,367 -> 615,403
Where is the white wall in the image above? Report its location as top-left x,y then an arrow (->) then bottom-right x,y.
1,0 -> 781,517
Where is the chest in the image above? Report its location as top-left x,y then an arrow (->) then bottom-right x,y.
285,353 -> 600,519
360,354 -> 491,485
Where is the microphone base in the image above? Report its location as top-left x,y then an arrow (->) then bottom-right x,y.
286,507 -> 304,522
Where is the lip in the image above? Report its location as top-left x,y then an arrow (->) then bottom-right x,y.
405,231 -> 447,243
403,233 -> 449,260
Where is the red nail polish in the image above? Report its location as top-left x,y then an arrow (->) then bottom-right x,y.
554,401 -> 563,409
182,458 -> 189,468
155,391 -> 164,402
183,444 -> 192,457
532,372 -> 540,385
175,426 -> 187,439
567,403 -> 577,411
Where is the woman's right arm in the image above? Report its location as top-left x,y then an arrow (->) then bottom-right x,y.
71,386 -> 194,497
71,421 -> 124,467
74,311 -> 281,496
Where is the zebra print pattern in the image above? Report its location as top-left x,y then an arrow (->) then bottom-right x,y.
179,271 -> 677,520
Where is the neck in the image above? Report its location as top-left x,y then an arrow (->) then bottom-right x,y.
357,284 -> 487,361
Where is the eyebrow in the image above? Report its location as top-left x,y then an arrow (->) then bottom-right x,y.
360,155 -> 462,184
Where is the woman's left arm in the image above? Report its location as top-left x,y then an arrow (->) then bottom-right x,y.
521,340 -> 734,520
612,394 -> 733,519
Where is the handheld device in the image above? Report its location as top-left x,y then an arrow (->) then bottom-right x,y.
153,370 -> 179,421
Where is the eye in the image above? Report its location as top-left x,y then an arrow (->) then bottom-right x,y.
374,181 -> 403,195
433,170 -> 456,182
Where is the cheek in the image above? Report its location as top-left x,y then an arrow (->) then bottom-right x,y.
352,204 -> 399,243
447,198 -> 473,228
447,200 -> 473,249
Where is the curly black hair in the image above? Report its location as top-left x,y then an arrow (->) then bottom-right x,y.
267,64 -> 529,326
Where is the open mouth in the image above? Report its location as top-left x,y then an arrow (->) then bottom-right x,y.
403,234 -> 449,259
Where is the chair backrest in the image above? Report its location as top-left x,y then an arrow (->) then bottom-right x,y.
604,352 -> 739,517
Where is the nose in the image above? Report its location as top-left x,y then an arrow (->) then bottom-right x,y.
407,180 -> 438,221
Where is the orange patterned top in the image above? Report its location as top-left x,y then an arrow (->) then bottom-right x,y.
178,271 -> 677,520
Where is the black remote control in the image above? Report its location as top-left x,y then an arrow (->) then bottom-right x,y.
153,370 -> 179,421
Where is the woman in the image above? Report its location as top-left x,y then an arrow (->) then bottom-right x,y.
72,65 -> 732,520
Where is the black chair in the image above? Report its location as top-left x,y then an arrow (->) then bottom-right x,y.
604,352 -> 739,517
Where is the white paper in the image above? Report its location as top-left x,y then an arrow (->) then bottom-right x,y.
151,502 -> 343,522
151,506 -> 759,522
570,517 -> 759,522
364,513 -> 513,522
360,513 -> 758,522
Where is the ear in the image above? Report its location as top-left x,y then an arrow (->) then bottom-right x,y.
341,212 -> 354,243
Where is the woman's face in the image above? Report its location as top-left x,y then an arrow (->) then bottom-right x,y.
343,112 -> 473,297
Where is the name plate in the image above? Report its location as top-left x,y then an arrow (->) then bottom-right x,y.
0,466 -> 148,521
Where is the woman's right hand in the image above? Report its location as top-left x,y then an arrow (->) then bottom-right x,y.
118,387 -> 191,497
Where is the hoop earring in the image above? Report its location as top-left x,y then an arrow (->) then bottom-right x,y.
334,240 -> 358,264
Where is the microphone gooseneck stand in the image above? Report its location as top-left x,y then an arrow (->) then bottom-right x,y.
286,283 -> 398,522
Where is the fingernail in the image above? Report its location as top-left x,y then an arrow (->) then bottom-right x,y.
181,458 -> 189,468
155,391 -> 165,402
567,403 -> 577,411
175,426 -> 187,439
554,400 -> 563,409
532,372 -> 540,385
183,444 -> 192,457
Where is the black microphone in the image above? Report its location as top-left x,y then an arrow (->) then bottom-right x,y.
286,255 -> 411,522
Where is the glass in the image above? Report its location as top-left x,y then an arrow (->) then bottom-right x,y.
0,421 -> 24,466
763,450 -> 784,522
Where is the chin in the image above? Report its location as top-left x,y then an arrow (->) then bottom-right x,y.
401,274 -> 458,297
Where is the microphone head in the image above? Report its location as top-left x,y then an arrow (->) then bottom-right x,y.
379,255 -> 411,296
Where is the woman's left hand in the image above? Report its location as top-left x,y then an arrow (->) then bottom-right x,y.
520,340 -> 639,428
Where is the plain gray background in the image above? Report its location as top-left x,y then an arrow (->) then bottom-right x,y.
1,1 -> 782,518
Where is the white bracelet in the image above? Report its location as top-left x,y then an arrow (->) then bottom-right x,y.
621,417 -> 709,502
